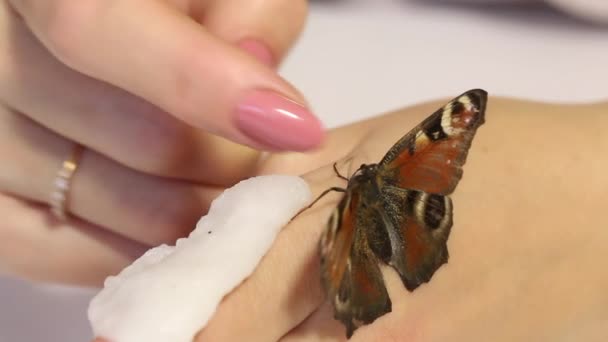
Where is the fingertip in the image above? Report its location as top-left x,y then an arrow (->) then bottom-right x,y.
202,0 -> 308,65
235,89 -> 325,152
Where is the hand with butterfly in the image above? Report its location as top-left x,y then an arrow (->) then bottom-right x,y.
189,94 -> 608,341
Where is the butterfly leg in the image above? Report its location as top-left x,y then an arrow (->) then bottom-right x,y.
293,187 -> 347,219
333,162 -> 350,181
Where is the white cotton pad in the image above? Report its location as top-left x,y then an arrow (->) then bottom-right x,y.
87,175 -> 312,342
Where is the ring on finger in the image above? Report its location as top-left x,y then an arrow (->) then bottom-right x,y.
49,143 -> 84,220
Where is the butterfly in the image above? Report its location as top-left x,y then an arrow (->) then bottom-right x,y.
313,89 -> 487,338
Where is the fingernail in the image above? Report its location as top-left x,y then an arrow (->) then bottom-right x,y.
236,90 -> 324,151
238,39 -> 275,67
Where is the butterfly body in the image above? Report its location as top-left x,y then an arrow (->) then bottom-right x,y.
318,89 -> 488,338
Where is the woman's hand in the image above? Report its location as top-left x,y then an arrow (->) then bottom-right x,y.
0,0 -> 318,286
191,98 -> 608,341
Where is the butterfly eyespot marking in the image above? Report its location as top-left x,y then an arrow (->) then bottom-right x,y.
413,192 -> 428,223
423,194 -> 447,230
338,283 -> 350,303
440,102 -> 468,137
451,102 -> 465,116
458,95 -> 472,106
329,209 -> 340,234
426,109 -> 450,141
322,209 -> 341,252
336,259 -> 353,306
415,130 -> 429,145
411,192 -> 452,232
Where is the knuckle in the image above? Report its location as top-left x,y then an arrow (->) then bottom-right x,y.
124,115 -> 196,178
143,188 -> 205,244
83,89 -> 201,180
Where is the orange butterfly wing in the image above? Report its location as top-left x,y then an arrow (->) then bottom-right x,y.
320,187 -> 391,338
320,189 -> 358,297
374,89 -> 487,291
379,89 -> 487,195
379,186 -> 453,291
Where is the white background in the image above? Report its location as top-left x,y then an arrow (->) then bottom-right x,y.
1,1 -> 606,341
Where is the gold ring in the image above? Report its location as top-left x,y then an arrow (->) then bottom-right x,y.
50,144 -> 84,220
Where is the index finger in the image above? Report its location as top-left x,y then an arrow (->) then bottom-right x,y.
10,0 -> 324,151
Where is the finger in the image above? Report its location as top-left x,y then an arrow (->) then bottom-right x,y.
0,193 -> 146,286
200,0 -> 308,67
194,167 -> 345,342
0,106 -> 220,246
9,0 -> 324,151
259,117 -> 375,176
0,10 -> 259,184
280,302 -> 346,342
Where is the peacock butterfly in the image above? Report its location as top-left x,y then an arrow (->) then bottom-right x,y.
308,89 -> 487,338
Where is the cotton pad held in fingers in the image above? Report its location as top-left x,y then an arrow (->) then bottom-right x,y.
88,175 -> 312,342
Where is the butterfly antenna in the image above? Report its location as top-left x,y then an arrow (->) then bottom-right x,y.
293,187 -> 346,219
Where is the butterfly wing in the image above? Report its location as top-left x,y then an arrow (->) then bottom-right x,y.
319,190 -> 358,302
378,186 -> 453,291
372,89 -> 486,290
321,186 -> 454,337
378,89 -> 487,195
320,187 -> 391,338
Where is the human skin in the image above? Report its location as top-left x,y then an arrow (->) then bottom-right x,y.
197,97 -> 608,341
0,0 -> 319,285
89,96 -> 608,341
3,0 -> 320,153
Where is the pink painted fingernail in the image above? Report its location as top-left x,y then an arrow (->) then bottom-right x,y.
236,90 -> 324,151
238,39 -> 275,67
